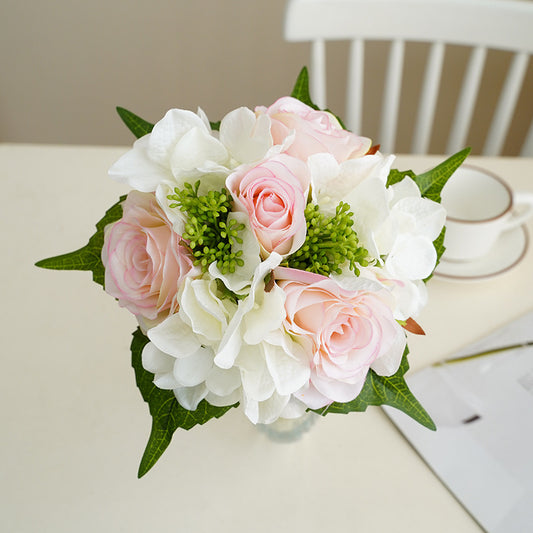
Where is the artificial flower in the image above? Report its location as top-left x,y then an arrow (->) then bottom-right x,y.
102,190 -> 196,325
276,267 -> 406,408
227,154 -> 310,257
256,96 -> 372,163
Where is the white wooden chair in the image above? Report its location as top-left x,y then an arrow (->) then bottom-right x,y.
285,0 -> 533,155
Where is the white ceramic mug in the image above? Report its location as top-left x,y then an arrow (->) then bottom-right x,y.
441,165 -> 533,262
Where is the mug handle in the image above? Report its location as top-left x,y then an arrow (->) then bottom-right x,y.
504,192 -> 533,231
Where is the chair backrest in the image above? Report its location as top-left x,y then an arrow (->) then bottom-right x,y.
285,0 -> 533,155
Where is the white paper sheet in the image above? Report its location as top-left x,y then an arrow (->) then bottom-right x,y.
384,311 -> 533,533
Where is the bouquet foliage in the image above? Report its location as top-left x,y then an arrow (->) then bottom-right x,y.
37,68 -> 469,477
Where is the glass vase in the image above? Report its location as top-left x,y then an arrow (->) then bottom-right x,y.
257,411 -> 318,443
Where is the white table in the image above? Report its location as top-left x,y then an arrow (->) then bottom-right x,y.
2,144 -> 532,532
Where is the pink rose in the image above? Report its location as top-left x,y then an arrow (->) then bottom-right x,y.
226,154 -> 309,256
102,191 -> 196,322
256,96 -> 372,163
275,268 -> 406,408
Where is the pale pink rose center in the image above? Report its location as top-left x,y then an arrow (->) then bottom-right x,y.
242,176 -> 296,232
284,283 -> 388,373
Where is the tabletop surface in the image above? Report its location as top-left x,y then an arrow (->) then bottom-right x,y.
2,143 -> 532,533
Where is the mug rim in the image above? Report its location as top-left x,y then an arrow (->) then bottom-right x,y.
444,164 -> 513,224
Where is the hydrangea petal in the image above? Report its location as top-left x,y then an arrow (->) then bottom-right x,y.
278,397 -> 308,419
180,278 -> 233,341
205,365 -> 242,397
245,391 -> 291,425
205,388 -> 241,407
174,384 -> 208,411
215,253 -> 283,368
243,285 -> 285,345
108,135 -> 171,192
219,107 -> 273,164
386,234 -> 437,280
393,196 -> 447,241
309,152 -> 395,217
148,313 -> 201,358
173,346 -> 215,387
154,373 -> 180,390
263,339 -> 310,396
148,109 -> 208,167
141,341 -> 174,374
238,344 -> 276,402
347,178 -> 391,259
170,127 -> 228,177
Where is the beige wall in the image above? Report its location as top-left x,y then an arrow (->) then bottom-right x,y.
1,0 -> 531,154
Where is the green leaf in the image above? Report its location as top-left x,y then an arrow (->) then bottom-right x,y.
290,67 -> 319,109
316,347 -> 436,430
289,67 -> 348,129
414,147 -> 471,203
386,168 -> 417,188
116,107 -> 154,139
425,226 -> 447,282
130,329 -> 237,478
35,197 -> 125,287
210,120 -> 221,131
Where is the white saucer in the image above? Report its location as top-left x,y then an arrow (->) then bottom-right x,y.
434,225 -> 529,282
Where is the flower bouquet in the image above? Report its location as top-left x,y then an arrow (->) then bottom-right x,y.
37,68 -> 469,477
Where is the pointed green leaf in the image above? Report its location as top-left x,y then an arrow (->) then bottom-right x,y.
414,147 -> 471,203
35,197 -> 125,287
130,329 -> 237,478
290,67 -> 350,129
315,347 -> 436,430
116,107 -> 154,139
291,67 -> 319,109
424,226 -> 447,282
210,120 -> 221,131
386,148 -> 470,201
386,168 -> 417,188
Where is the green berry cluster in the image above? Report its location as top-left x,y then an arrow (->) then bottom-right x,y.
167,181 -> 245,274
287,202 -> 369,276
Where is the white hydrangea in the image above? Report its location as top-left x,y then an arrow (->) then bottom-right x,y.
108,106 -> 276,235
309,151 -> 445,284
142,252 -> 310,424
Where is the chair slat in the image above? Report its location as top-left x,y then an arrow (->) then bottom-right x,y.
380,39 -> 405,153
311,39 -> 327,109
412,41 -> 445,154
484,51 -> 530,155
520,119 -> 533,157
346,39 -> 364,134
285,0 -> 533,156
447,46 -> 487,154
